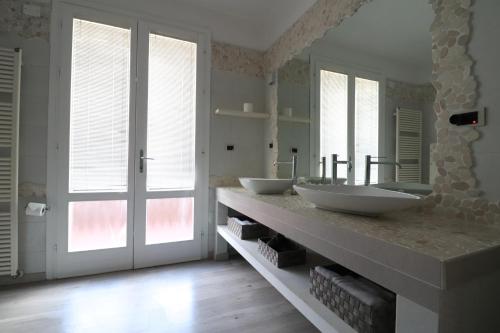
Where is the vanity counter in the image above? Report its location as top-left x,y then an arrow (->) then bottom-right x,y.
216,187 -> 500,312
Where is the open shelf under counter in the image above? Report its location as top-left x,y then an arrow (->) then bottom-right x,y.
217,225 -> 356,333
278,115 -> 311,124
214,109 -> 270,119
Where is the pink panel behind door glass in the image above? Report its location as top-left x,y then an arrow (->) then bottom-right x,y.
146,198 -> 194,245
68,201 -> 127,252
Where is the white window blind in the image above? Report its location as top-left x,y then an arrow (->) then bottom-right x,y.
320,70 -> 348,178
69,19 -> 131,193
355,77 -> 379,185
146,33 -> 197,191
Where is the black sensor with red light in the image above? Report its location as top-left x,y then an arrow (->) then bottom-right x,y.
449,111 -> 483,126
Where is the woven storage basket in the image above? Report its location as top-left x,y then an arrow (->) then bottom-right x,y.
257,234 -> 306,268
227,217 -> 267,239
310,265 -> 396,333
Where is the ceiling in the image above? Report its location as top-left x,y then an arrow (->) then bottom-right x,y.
320,0 -> 434,72
171,0 -> 317,50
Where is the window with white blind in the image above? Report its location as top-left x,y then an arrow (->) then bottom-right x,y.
355,78 -> 379,185
146,33 -> 197,191
318,67 -> 381,185
69,19 -> 131,193
320,70 -> 348,179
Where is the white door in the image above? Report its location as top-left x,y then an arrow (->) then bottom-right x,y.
52,5 -> 208,278
132,22 -> 204,268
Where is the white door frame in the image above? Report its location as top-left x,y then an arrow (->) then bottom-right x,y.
46,0 -> 211,279
310,55 -> 386,184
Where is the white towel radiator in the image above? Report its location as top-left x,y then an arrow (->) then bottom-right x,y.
395,107 -> 422,183
0,47 -> 21,276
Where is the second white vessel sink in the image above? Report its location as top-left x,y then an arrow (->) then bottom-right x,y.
239,178 -> 293,194
294,184 -> 421,216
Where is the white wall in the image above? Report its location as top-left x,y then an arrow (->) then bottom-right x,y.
207,70 -> 267,257
469,0 -> 500,200
277,80 -> 310,178
210,70 -> 266,178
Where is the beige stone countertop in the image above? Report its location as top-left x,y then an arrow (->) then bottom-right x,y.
221,187 -> 500,262
217,186 -> 500,307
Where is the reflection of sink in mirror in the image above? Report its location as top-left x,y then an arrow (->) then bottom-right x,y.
294,184 -> 421,217
372,182 -> 433,196
239,178 -> 293,195
297,177 -> 346,185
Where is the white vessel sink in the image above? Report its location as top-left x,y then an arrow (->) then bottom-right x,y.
239,178 -> 293,194
372,182 -> 433,196
294,184 -> 422,216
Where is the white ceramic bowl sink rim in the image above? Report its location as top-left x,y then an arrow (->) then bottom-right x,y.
239,177 -> 293,194
293,184 -> 422,216
372,182 -> 433,195
295,184 -> 421,199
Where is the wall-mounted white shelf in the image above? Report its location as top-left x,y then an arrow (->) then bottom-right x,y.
278,115 -> 311,124
217,225 -> 356,333
214,109 -> 270,119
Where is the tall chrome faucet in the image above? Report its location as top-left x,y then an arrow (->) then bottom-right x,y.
331,154 -> 352,185
274,154 -> 298,194
364,155 -> 402,186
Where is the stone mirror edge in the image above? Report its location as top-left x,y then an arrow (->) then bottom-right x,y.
264,0 -> 498,223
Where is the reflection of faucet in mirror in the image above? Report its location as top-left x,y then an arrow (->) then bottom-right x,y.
365,155 -> 402,186
274,154 -> 298,194
332,154 -> 352,185
320,157 -> 326,184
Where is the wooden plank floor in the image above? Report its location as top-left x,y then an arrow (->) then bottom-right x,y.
0,259 -> 319,333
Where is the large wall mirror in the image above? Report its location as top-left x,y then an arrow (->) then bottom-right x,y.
276,0 -> 435,195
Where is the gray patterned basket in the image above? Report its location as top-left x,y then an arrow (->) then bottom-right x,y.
257,235 -> 306,268
310,265 -> 396,333
227,217 -> 267,239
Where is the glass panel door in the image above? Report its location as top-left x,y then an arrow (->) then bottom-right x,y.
68,19 -> 131,252
54,7 -> 206,278
55,10 -> 137,278
133,22 -> 202,268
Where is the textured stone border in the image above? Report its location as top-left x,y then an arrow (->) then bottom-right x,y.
264,0 -> 370,73
0,0 -> 50,40
211,41 -> 265,78
422,0 -> 500,222
18,182 -> 46,198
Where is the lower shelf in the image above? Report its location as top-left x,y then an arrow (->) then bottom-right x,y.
217,225 -> 356,333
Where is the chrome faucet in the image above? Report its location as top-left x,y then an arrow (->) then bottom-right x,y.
274,154 -> 298,194
320,156 -> 327,184
364,155 -> 402,186
331,154 -> 352,185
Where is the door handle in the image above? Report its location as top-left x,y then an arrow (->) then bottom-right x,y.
139,149 -> 154,173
